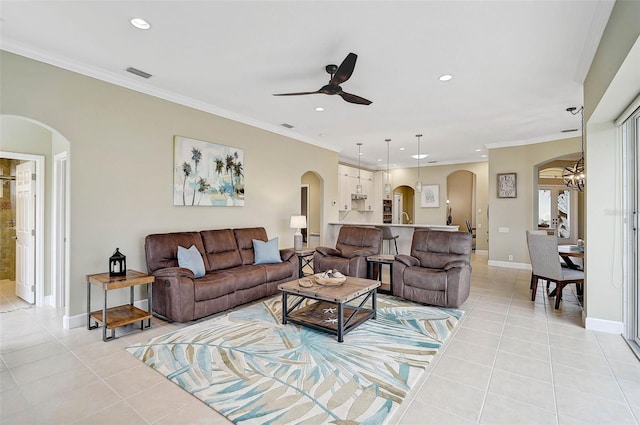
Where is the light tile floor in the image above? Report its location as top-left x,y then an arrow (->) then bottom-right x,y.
1,253 -> 639,424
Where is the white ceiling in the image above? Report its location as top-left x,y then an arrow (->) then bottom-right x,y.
0,1 -> 614,169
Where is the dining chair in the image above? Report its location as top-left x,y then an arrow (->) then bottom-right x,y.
465,220 -> 476,251
526,231 -> 584,308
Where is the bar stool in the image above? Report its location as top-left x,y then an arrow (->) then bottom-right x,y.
377,226 -> 399,255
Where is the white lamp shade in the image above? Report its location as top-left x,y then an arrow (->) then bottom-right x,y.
290,215 -> 307,229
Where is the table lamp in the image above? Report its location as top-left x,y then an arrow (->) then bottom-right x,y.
290,215 -> 307,251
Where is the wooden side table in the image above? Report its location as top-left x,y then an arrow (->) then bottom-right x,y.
294,248 -> 315,278
367,254 -> 395,294
87,269 -> 154,341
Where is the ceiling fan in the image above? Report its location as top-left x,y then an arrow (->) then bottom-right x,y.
273,52 -> 372,105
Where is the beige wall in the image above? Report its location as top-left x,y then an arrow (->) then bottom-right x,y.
0,52 -> 339,317
391,161 -> 489,250
583,0 -> 640,325
488,137 -> 581,264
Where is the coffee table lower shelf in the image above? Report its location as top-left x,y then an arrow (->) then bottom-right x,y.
90,305 -> 152,329
282,298 -> 376,342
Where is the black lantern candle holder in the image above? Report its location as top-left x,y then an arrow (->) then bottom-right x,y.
109,248 -> 126,277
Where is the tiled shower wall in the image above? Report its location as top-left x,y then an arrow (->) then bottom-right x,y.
0,159 -> 17,280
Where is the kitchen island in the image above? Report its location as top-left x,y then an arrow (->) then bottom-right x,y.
326,222 -> 460,255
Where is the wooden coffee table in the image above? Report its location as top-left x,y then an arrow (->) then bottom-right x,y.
278,276 -> 380,342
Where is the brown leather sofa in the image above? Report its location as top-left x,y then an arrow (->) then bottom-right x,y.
393,229 -> 472,308
313,226 -> 383,278
145,227 -> 297,322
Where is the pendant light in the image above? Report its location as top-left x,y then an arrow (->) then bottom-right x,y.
415,134 -> 423,193
562,106 -> 585,191
356,142 -> 363,194
384,139 -> 391,195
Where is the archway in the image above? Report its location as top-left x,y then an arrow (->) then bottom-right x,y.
446,170 -> 476,229
393,185 -> 415,224
301,171 -> 323,248
1,115 -> 71,313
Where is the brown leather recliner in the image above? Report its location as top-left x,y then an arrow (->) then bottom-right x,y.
393,230 -> 472,308
313,226 -> 383,278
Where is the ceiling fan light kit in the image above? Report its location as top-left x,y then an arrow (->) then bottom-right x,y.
273,53 -> 372,105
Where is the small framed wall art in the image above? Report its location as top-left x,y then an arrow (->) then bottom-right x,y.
497,173 -> 517,198
420,184 -> 440,208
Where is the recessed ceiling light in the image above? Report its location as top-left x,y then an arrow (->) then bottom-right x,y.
474,148 -> 482,152
399,147 -> 405,151
481,154 -> 488,158
130,18 -> 151,30
377,158 -> 382,162
411,154 -> 428,160
439,74 -> 453,82
315,106 -> 325,112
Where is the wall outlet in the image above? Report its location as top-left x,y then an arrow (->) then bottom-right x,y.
508,255 -> 513,261
477,223 -> 482,228
498,227 -> 509,233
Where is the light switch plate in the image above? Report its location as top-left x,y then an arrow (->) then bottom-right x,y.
498,227 -> 509,233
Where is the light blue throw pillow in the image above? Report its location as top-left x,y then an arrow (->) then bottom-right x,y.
253,237 -> 283,264
177,245 -> 206,278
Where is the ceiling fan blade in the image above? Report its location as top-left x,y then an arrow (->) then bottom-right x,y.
330,53 -> 357,85
339,91 -> 372,105
273,90 -> 320,96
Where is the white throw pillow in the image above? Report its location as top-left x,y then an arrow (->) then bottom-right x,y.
177,245 -> 206,278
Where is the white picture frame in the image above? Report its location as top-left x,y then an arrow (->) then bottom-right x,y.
420,184 -> 440,208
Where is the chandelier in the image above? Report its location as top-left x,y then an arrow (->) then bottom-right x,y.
562,106 -> 585,191
356,142 -> 363,194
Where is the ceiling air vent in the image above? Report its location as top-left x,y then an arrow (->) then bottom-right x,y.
126,67 -> 152,79
281,123 -> 295,129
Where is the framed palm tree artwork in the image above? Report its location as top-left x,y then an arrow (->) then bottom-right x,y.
173,136 -> 245,206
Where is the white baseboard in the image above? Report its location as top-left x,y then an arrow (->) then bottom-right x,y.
585,316 -> 624,334
63,298 -> 149,329
488,260 -> 531,270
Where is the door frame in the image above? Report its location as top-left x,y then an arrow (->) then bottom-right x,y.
53,152 -> 69,308
0,151 -> 45,306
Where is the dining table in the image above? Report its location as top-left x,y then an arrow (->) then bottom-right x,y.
548,244 -> 584,298
558,244 -> 584,270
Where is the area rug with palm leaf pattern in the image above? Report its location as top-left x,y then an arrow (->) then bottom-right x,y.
126,294 -> 463,424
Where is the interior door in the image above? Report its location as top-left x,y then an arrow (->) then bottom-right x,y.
16,161 -> 35,303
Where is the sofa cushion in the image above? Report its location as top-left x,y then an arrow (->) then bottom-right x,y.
177,245 -> 206,278
193,271 -> 237,302
262,262 -> 295,282
201,229 -> 243,271
253,237 -> 283,264
234,227 -> 269,265
145,232 -> 209,274
404,267 -> 447,291
226,265 -> 266,290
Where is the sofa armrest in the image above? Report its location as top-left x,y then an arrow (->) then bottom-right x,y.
394,254 -> 420,267
153,266 -> 195,279
151,267 -> 196,322
279,248 -> 295,262
316,246 -> 341,257
443,260 -> 470,271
